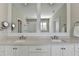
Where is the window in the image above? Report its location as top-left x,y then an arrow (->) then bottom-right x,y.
41,22 -> 47,31
40,19 -> 49,32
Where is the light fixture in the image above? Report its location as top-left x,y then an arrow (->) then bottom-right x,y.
1,21 -> 9,28
49,3 -> 55,6
0,21 -> 9,30
24,3 -> 28,6
11,23 -> 16,31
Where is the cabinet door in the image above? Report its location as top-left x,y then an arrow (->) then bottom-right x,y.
0,46 -> 5,56
5,46 -> 28,56
5,46 -> 13,56
75,44 -> 79,56
75,47 -> 79,56
12,46 -> 28,56
52,45 -> 62,56
62,44 -> 74,56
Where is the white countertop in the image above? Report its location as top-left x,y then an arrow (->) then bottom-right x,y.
0,36 -> 79,45
0,36 -> 51,45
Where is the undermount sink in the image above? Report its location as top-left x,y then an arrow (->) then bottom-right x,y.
14,40 -> 26,43
51,39 -> 63,42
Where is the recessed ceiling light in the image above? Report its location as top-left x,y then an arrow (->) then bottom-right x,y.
49,3 -> 55,6
24,3 -> 27,5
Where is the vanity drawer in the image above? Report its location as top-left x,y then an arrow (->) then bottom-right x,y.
29,45 -> 50,52
29,52 -> 50,56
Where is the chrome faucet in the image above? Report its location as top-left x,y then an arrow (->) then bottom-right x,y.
50,35 -> 58,40
19,35 -> 26,40
54,35 -> 58,39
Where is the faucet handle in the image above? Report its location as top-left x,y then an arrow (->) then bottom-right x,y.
22,35 -> 27,39
23,36 -> 27,39
19,35 -> 25,40
54,36 -> 58,39
50,36 -> 59,40
50,36 -> 54,40
19,36 -> 22,40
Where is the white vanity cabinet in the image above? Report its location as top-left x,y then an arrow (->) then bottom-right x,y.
52,44 -> 74,56
28,45 -> 50,56
5,46 -> 28,56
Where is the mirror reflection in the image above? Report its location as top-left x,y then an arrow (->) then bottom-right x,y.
11,3 -> 67,33
12,3 -> 37,33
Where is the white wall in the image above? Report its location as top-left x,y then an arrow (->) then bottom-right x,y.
71,3 -> 79,36
53,4 -> 67,32
0,4 -> 8,40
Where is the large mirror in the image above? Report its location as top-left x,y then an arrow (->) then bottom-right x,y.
10,3 -> 67,33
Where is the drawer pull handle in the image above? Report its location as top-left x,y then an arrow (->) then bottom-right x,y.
61,48 -> 66,50
13,48 -> 17,50
36,48 -> 42,50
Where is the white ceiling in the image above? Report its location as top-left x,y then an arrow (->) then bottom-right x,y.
12,3 -> 64,18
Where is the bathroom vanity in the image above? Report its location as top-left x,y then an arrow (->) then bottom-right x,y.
5,3 -> 71,56
0,3 -> 77,56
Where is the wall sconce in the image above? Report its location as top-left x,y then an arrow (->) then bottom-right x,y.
11,23 -> 16,31
0,21 -> 9,30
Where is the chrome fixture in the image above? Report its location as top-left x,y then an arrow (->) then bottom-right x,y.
19,35 -> 26,40
0,21 -> 9,30
24,3 -> 28,6
23,3 -> 28,6
11,23 -> 16,31
49,3 -> 55,5
18,20 -> 22,33
50,36 -> 58,40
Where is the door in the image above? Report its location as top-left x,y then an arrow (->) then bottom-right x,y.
53,17 -> 60,33
18,20 -> 22,33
